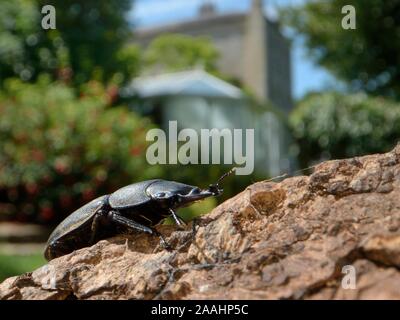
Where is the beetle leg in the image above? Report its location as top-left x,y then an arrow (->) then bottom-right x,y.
108,210 -> 154,233
45,240 -> 66,261
169,208 -> 187,228
90,210 -> 106,245
108,211 -> 171,249
153,231 -> 171,250
191,218 -> 198,239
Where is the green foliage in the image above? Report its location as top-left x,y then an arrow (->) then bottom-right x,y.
281,0 -> 400,98
0,0 -> 138,87
46,0 -> 136,86
163,197 -> 217,225
290,92 -> 400,166
0,253 -> 46,282
143,34 -> 219,74
0,78 -> 159,223
0,0 -> 57,82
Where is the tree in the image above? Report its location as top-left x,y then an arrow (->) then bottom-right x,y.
143,34 -> 219,74
0,0 -> 139,87
290,92 -> 400,167
281,0 -> 400,99
46,0 -> 137,86
0,0 -> 54,83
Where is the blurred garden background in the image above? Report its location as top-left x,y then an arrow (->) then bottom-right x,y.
1,0 -> 400,281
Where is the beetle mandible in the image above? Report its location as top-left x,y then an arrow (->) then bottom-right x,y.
44,169 -> 235,260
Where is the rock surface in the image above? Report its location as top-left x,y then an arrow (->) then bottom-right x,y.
2,145 -> 400,300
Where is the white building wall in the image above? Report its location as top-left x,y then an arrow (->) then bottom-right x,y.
161,96 -> 289,176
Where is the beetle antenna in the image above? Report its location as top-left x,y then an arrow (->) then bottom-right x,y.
208,167 -> 236,194
215,167 -> 236,186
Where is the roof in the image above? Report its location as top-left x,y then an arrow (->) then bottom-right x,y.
126,70 -> 244,99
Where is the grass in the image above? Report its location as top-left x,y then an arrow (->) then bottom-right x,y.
0,254 -> 46,282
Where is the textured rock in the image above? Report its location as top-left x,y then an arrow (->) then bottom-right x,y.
2,145 -> 400,300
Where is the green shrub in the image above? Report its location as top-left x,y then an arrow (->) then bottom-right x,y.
290,92 -> 400,167
0,77 -> 160,224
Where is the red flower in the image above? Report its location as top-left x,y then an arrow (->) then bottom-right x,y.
32,150 -> 45,162
82,188 -> 95,201
26,183 -> 38,195
42,174 -> 53,184
59,194 -> 73,208
130,146 -> 142,157
54,158 -> 69,174
40,206 -> 54,221
106,85 -> 119,105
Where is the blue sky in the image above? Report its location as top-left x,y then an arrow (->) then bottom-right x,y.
129,0 -> 339,100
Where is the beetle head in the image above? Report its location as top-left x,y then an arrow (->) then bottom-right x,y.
206,167 -> 236,197
148,168 -> 235,209
148,180 -> 215,209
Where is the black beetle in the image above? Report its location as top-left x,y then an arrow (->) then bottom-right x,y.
44,169 -> 235,260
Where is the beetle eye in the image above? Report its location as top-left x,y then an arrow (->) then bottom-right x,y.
155,192 -> 166,198
154,191 -> 172,199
